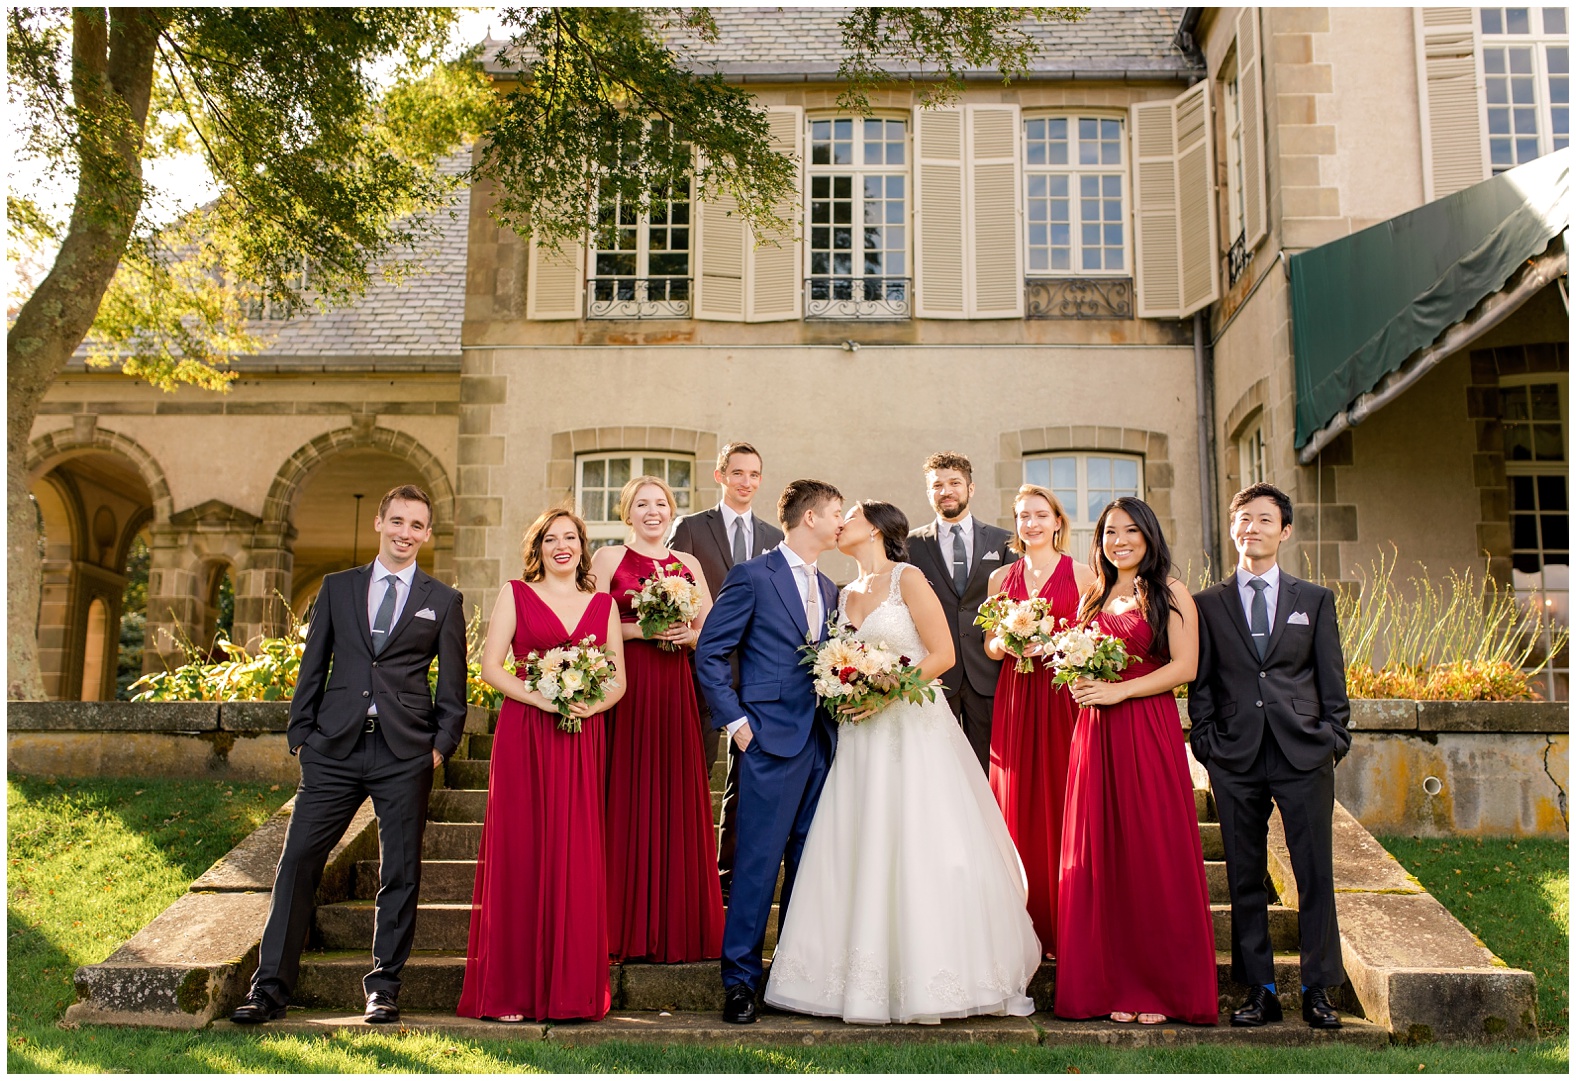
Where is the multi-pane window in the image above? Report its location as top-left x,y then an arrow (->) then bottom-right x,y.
1502,376 -> 1568,698
1024,116 -> 1127,275
1480,7 -> 1569,172
1223,64 -> 1248,244
1023,452 -> 1143,559
576,453 -> 694,548
807,117 -> 909,317
590,181 -> 693,318
1239,422 -> 1266,486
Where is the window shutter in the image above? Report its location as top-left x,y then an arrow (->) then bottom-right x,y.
914,105 -> 968,318
1415,7 -> 1489,200
1175,80 -> 1220,316
965,104 -> 1024,318
1131,85 -> 1219,319
1131,99 -> 1181,317
526,235 -> 584,320
695,178 -> 747,322
1235,7 -> 1268,249
746,106 -> 803,322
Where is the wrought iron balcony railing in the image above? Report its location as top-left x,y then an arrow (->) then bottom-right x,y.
1227,230 -> 1252,287
804,276 -> 912,321
587,277 -> 692,319
1024,277 -> 1134,320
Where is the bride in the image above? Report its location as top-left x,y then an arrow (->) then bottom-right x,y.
763,499 -> 1042,1025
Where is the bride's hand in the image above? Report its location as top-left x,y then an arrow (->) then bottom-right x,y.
837,701 -> 878,723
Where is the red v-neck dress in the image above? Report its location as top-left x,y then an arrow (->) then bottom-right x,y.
457,581 -> 613,1021
603,549 -> 725,963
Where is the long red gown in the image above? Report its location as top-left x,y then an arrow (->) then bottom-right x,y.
457,582 -> 612,1021
1054,608 -> 1218,1024
988,554 -> 1080,957
603,549 -> 724,963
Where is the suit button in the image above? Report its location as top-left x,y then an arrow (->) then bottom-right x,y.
1255,700 -> 1264,708
372,662 -> 379,668
1260,672 -> 1267,679
362,691 -> 371,698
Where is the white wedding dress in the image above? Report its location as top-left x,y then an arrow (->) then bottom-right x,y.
763,564 -> 1042,1024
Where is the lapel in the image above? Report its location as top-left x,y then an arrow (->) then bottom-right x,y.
1262,571 -> 1300,663
922,523 -> 958,598
352,564 -> 376,652
966,519 -> 994,593
704,508 -> 734,569
818,572 -> 837,642
382,569 -> 435,654
1217,571 -> 1261,659
767,549 -> 810,638
750,514 -> 775,558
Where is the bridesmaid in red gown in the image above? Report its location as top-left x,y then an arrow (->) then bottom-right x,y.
1055,497 -> 1217,1026
985,484 -> 1095,957
589,475 -> 724,963
457,508 -> 626,1022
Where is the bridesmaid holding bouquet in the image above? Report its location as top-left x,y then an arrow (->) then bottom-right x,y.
983,484 -> 1094,958
458,508 -> 626,1022
590,475 -> 724,964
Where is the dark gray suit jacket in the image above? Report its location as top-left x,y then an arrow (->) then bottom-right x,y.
906,518 -> 1019,697
1187,570 -> 1351,773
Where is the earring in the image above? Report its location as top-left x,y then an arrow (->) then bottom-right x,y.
869,531 -> 877,540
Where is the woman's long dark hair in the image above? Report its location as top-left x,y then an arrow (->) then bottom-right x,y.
858,499 -> 910,563
1077,497 -> 1176,659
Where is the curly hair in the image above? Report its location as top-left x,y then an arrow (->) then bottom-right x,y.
922,451 -> 973,484
520,507 -> 596,592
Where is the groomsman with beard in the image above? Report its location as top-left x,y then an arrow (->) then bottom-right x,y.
1188,482 -> 1350,1030
669,441 -> 784,901
906,452 -> 1018,772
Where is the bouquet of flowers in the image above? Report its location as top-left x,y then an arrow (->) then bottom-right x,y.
975,593 -> 1058,674
800,631 -> 938,724
1045,621 -> 1131,689
626,561 -> 702,651
516,635 -> 620,733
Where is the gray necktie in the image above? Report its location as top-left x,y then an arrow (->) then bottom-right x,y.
950,523 -> 969,594
372,574 -> 399,655
801,564 -> 820,635
732,516 -> 748,566
1248,577 -> 1270,659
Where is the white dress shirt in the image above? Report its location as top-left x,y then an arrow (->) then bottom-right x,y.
1237,561 -> 1281,630
720,502 -> 753,559
366,557 -> 417,716
936,514 -> 974,571
727,542 -> 821,740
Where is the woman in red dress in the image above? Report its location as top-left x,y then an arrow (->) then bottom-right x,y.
984,484 -> 1095,958
1055,497 -> 1217,1026
457,508 -> 626,1022
589,475 -> 724,963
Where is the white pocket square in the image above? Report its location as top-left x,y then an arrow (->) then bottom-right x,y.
982,551 -> 1001,561
414,608 -> 437,621
1287,611 -> 1310,625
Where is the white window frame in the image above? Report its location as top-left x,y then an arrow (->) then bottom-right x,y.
575,452 -> 696,548
1479,6 -> 1570,173
805,115 -> 911,314
1023,451 -> 1144,559
589,177 -> 694,319
1222,52 -> 1248,245
1239,420 -> 1267,486
1023,111 -> 1130,277
1501,372 -> 1568,699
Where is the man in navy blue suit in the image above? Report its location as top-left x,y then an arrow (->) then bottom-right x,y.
694,478 -> 843,1024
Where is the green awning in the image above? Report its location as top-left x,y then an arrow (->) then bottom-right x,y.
1291,150 -> 1570,449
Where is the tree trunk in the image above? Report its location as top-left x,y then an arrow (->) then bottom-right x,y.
7,9 -> 160,699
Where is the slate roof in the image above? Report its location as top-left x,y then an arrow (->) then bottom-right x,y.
483,7 -> 1198,81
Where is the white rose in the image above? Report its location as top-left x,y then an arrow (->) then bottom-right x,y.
536,676 -> 562,701
560,669 -> 584,693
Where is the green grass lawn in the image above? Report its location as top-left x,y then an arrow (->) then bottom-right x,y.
7,776 -> 1570,1073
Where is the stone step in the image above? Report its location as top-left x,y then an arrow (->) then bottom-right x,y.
422,822 -> 483,860
445,758 -> 491,790
1212,903 -> 1299,951
466,733 -> 493,760
355,860 -> 475,902
1198,821 -> 1223,860
429,789 -> 488,823
293,951 -> 1331,1018
1195,787 -> 1215,822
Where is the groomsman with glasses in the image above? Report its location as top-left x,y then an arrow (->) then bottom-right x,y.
670,441 -> 784,902
1188,482 -> 1351,1030
906,451 -> 1018,773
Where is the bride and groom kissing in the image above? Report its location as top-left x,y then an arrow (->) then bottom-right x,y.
695,478 -> 1041,1025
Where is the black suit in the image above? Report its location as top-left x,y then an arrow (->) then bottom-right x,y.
250,562 -> 467,1008
906,517 -> 1018,771
669,506 -> 783,896
1188,569 -> 1350,991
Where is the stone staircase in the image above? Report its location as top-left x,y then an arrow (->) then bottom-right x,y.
290,719 -> 1336,1025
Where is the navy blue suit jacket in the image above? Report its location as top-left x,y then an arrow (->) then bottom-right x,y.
694,547 -> 839,759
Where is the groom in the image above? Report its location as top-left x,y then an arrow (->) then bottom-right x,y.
695,479 -> 843,1024
1188,482 -> 1350,1030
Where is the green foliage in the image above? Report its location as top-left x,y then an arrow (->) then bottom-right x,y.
115,534 -> 150,699
1381,835 -> 1569,1034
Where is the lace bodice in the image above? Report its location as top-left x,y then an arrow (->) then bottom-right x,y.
838,563 -> 927,660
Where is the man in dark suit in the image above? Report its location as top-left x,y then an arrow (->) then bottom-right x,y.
906,451 -> 1018,772
1189,482 -> 1350,1031
231,484 -> 467,1026
669,441 -> 783,902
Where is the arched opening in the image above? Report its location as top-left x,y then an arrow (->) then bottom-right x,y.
28,450 -> 155,701
116,532 -> 150,699
195,560 -> 237,657
288,449 -> 440,612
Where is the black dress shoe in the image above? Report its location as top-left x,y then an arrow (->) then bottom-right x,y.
364,990 -> 400,1024
230,993 -> 287,1024
1230,985 -> 1284,1027
1302,987 -> 1342,1029
722,984 -> 758,1024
